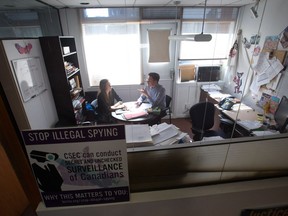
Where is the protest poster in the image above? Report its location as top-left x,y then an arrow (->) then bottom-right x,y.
21,125 -> 129,207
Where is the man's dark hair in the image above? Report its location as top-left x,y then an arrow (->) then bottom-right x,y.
148,72 -> 160,82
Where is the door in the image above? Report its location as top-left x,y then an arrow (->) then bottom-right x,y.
140,22 -> 177,98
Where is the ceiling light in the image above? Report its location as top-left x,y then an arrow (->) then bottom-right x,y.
169,0 -> 212,42
168,34 -> 212,42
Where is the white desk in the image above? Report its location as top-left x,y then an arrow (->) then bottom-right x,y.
202,89 -> 264,136
112,101 -> 153,123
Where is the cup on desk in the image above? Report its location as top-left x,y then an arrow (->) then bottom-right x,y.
257,114 -> 264,123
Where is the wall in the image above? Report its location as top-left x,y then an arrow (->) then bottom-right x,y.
0,39 -> 58,130
37,177 -> 288,216
224,0 -> 288,104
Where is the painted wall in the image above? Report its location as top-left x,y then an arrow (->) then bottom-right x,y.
224,0 -> 288,108
0,39 -> 58,129
37,176 -> 288,216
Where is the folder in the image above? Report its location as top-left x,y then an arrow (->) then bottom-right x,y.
122,110 -> 148,120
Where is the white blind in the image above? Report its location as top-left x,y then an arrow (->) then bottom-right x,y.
148,29 -> 170,63
180,7 -> 239,60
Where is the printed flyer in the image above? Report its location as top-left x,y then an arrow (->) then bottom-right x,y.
21,125 -> 130,207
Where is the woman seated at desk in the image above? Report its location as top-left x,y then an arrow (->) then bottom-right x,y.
97,79 -> 124,124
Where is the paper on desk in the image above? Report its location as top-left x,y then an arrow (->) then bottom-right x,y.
125,124 -> 152,144
209,91 -> 231,100
150,122 -> 170,136
237,120 -> 262,130
202,136 -> 224,141
232,103 -> 253,111
152,124 -> 179,145
154,130 -> 188,146
122,110 -> 148,120
201,84 -> 221,92
252,130 -> 280,136
115,109 -> 128,115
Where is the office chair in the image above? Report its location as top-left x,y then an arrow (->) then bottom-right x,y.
163,95 -> 172,124
189,101 -> 221,141
150,95 -> 172,125
82,91 -> 98,124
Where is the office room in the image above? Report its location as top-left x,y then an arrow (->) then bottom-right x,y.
1,0 -> 288,215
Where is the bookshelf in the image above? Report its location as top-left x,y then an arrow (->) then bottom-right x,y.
40,36 -> 85,126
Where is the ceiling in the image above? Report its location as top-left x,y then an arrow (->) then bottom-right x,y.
0,0 -> 256,10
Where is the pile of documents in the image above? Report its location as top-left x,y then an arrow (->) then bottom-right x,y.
125,123 -> 190,148
125,124 -> 153,148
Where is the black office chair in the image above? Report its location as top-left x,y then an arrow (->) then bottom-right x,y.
149,95 -> 172,125
163,95 -> 172,124
82,91 -> 98,124
189,101 -> 222,141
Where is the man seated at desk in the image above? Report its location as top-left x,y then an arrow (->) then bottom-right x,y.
136,72 -> 166,109
136,72 -> 166,124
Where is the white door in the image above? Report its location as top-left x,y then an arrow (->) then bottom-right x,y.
140,22 -> 177,97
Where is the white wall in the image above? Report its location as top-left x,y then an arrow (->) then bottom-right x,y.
224,0 -> 288,102
0,39 -> 58,130
37,176 -> 288,216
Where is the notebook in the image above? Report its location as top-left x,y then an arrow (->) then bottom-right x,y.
122,110 -> 148,120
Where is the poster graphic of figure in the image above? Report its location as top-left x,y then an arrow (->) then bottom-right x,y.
233,72 -> 244,94
280,26 -> 288,49
229,40 -> 239,66
30,150 -> 63,192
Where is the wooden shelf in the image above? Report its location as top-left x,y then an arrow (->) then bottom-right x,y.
40,36 -> 85,126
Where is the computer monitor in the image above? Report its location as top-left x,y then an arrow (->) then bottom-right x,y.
274,96 -> 288,133
196,66 -> 221,82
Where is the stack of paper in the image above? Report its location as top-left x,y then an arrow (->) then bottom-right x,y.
125,124 -> 153,148
201,84 -> 221,92
237,120 -> 262,131
150,123 -> 180,145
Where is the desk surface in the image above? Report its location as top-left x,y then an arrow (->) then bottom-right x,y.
221,105 -> 259,122
112,101 -> 153,123
201,89 -> 281,137
204,90 -> 263,135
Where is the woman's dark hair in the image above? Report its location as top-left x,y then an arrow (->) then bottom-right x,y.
99,79 -> 109,93
99,79 -> 110,103
148,72 -> 160,82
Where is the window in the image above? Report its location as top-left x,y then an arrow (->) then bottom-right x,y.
81,8 -> 141,86
180,7 -> 238,60
0,10 -> 42,37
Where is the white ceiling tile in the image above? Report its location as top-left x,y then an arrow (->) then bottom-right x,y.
0,0 -> 256,10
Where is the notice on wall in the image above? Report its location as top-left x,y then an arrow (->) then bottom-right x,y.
12,57 -> 46,102
21,125 -> 130,207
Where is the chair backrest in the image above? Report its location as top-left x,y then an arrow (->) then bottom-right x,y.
166,95 -> 172,108
84,91 -> 98,103
189,102 -> 215,132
